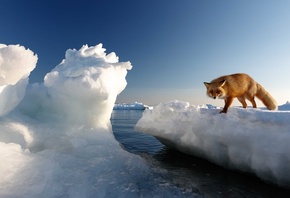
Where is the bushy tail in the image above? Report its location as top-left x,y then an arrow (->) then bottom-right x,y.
256,83 -> 277,111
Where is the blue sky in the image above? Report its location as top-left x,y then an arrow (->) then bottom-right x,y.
1,0 -> 290,106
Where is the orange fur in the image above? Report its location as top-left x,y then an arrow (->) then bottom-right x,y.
204,73 -> 277,113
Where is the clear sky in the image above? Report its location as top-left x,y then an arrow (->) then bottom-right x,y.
1,0 -> 290,106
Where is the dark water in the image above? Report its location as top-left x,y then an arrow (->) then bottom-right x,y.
111,110 -> 290,198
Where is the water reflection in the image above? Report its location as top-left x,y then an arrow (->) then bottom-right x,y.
153,148 -> 290,197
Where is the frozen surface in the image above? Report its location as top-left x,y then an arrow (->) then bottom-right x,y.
136,100 -> 290,188
0,44 -> 196,197
114,102 -> 152,110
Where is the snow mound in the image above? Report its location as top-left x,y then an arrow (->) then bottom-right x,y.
41,44 -> 132,128
0,44 -> 37,116
135,100 -> 290,188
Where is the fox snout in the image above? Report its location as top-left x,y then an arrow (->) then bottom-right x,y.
209,92 -> 224,99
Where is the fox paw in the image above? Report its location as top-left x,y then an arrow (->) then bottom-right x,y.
219,109 -> 227,113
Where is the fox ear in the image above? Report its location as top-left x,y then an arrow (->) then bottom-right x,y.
204,82 -> 210,88
219,80 -> 226,87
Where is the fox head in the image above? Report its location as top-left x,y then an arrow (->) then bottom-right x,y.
203,80 -> 226,99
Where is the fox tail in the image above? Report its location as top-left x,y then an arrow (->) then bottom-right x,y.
256,83 -> 278,111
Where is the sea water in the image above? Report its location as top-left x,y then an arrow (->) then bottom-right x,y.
111,110 -> 290,198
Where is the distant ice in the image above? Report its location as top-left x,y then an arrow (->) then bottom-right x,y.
114,102 -> 152,110
278,101 -> 290,111
135,100 -> 290,188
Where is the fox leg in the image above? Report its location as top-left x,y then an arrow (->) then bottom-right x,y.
220,97 -> 234,113
245,95 -> 257,108
249,97 -> 257,108
237,97 -> 247,108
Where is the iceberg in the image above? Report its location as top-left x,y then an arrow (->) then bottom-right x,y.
0,44 -> 195,197
135,100 -> 290,188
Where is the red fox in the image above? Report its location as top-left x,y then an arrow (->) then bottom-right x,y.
204,73 -> 277,113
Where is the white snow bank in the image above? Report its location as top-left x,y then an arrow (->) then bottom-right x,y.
0,44 -> 37,116
135,100 -> 290,188
114,102 -> 152,110
0,44 -> 194,197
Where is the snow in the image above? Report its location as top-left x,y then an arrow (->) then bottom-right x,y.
0,44 -> 37,116
114,102 -> 152,110
0,44 -> 194,197
135,100 -> 290,188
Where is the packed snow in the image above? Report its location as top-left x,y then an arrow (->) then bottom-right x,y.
114,102 -> 152,110
0,44 -> 197,197
135,100 -> 290,188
